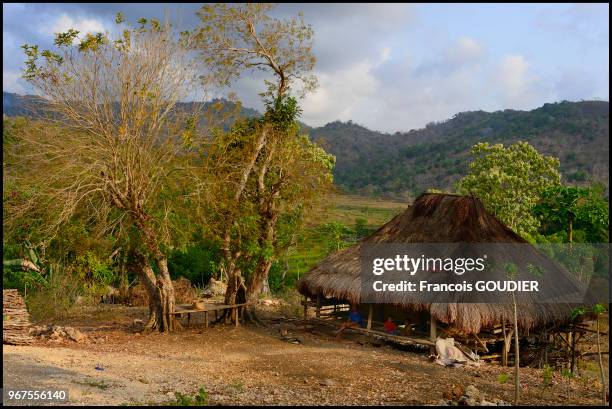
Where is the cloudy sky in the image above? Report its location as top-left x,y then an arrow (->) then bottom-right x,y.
3,3 -> 609,132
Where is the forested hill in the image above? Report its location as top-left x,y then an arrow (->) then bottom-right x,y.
4,92 -> 608,199
2,92 -> 260,128
307,101 -> 609,199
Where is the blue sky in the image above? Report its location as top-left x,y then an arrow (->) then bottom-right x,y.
3,3 -> 609,132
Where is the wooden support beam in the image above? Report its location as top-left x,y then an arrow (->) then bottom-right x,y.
310,317 -> 435,346
503,329 -> 514,367
430,316 -> 437,354
367,304 -> 373,331
474,333 -> 489,353
454,341 -> 479,362
430,317 -> 437,341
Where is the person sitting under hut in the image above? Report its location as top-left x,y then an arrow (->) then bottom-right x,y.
335,304 -> 364,337
384,316 -> 399,335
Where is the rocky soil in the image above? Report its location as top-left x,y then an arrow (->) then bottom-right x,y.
3,304 -> 608,406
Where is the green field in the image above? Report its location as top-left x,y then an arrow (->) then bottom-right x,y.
274,194 -> 407,288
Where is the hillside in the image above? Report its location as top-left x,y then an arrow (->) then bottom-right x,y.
4,92 -> 608,198
308,101 -> 609,199
2,92 -> 260,129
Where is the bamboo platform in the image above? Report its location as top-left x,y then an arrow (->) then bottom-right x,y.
170,302 -> 252,328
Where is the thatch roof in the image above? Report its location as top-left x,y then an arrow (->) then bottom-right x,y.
297,193 -> 582,334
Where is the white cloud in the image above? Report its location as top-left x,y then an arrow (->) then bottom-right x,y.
3,70 -> 28,94
449,37 -> 484,65
3,4 -> 607,133
379,47 -> 391,65
494,54 -> 538,107
40,14 -> 107,37
301,59 -> 382,126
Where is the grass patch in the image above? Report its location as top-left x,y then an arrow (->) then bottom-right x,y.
169,387 -> 209,406
75,379 -> 111,390
229,379 -> 245,393
271,194 -> 405,291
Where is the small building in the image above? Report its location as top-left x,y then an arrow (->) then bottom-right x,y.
297,193 -> 583,360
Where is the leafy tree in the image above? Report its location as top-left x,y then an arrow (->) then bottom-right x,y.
458,141 -> 560,239
9,15 -> 203,332
318,222 -> 355,254
192,3 -> 316,100
245,111 -> 335,299
354,217 -> 371,239
192,4 -> 322,309
533,184 -> 609,244
167,233 -> 222,288
201,100 -> 334,304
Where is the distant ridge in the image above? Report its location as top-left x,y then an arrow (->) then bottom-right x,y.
4,92 -> 608,198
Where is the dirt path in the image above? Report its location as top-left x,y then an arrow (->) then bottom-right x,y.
3,306 -> 607,406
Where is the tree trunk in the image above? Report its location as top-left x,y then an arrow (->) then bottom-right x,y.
133,254 -> 176,332
246,258 -> 273,303
155,257 -> 176,332
131,212 -> 176,332
221,127 -> 269,310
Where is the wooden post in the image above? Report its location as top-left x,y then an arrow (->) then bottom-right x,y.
316,294 -> 321,318
502,318 -> 508,366
504,329 -> 514,366
543,327 -> 548,367
187,313 -> 191,328
204,311 -> 208,329
367,304 -> 373,331
234,307 -> 239,327
568,331 -> 576,374
430,316 -> 437,355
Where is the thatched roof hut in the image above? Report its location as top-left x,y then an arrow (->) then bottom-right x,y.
297,193 -> 581,334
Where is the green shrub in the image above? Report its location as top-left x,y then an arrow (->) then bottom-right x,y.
74,251 -> 115,296
26,263 -> 89,321
168,241 -> 221,287
171,387 -> 208,406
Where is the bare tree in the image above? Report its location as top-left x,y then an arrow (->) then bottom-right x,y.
11,15 -> 203,332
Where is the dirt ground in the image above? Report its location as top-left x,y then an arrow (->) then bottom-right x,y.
3,303 -> 609,406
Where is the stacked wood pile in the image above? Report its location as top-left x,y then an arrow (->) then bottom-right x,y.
3,289 -> 34,345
